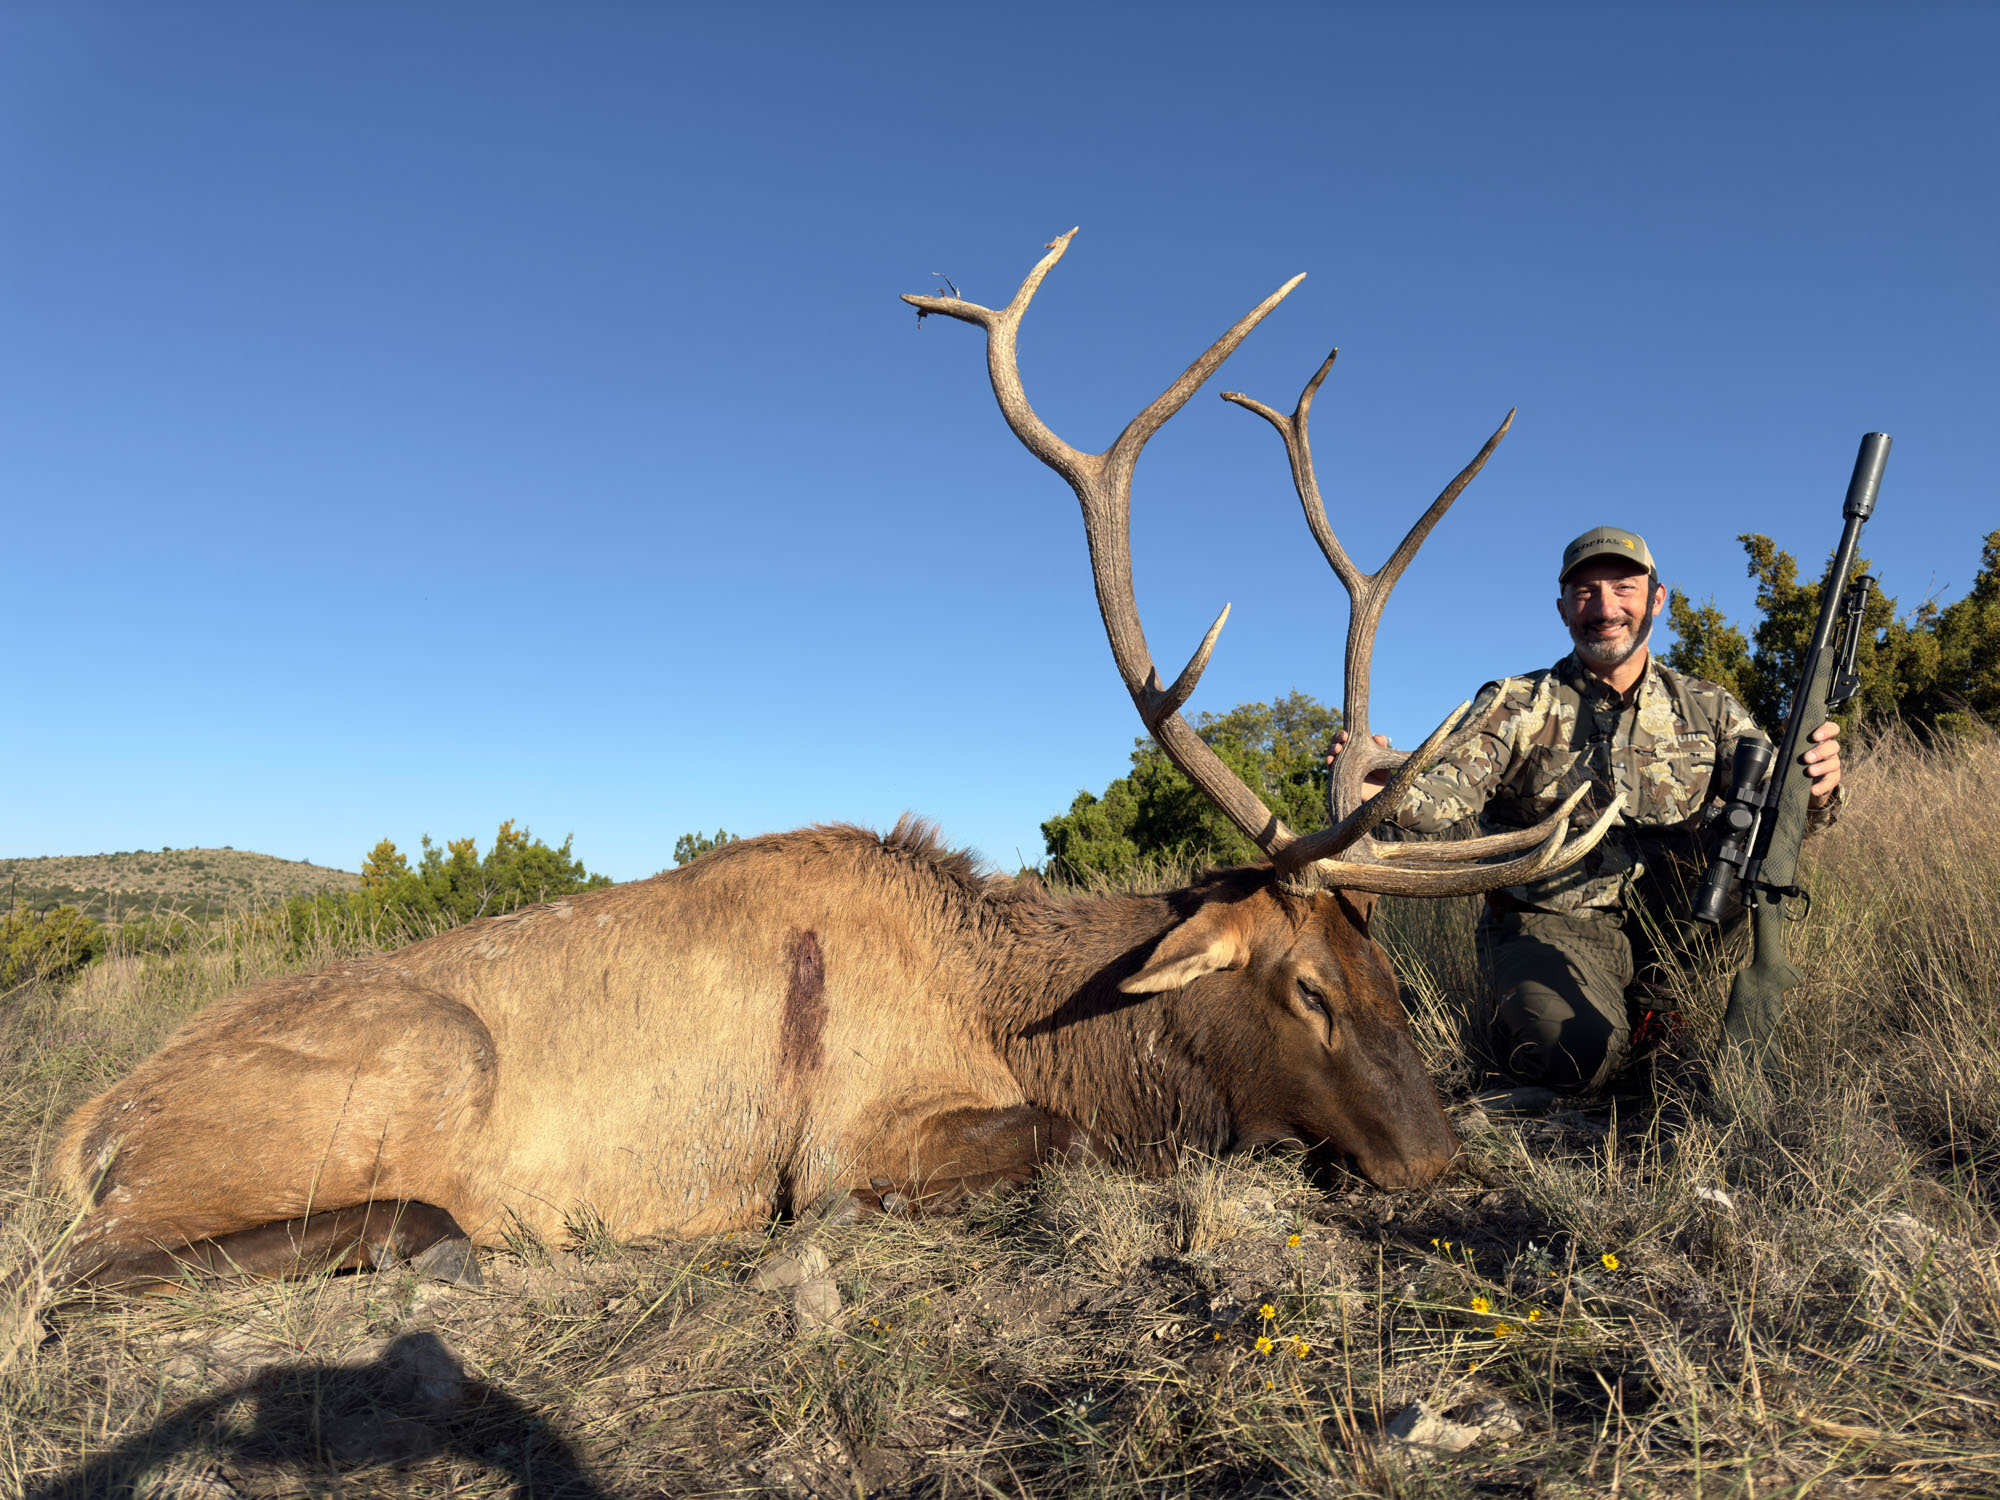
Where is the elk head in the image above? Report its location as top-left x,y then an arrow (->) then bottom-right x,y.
905,231 -> 1620,1188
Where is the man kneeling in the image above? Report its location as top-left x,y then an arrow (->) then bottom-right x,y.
1333,527 -> 1843,1092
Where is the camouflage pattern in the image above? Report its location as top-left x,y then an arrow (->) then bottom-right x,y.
1384,653 -> 1836,915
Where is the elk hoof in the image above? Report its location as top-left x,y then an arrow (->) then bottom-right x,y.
410,1237 -> 483,1290
879,1191 -> 910,1217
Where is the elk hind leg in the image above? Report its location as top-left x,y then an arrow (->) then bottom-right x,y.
851,1104 -> 1096,1215
64,1200 -> 481,1294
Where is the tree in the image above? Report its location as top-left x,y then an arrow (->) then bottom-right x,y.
1666,530 -> 1999,735
286,822 -> 611,950
1041,690 -> 1341,880
674,829 -> 737,866
1664,591 -> 1753,704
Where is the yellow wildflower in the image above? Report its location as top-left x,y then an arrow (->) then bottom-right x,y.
1493,1322 -> 1516,1337
1470,1295 -> 1490,1315
1265,1379 -> 1275,1390
1259,1303 -> 1277,1321
1468,1359 -> 1481,1372
1430,1237 -> 1440,1248
1293,1340 -> 1311,1358
1255,1335 -> 1275,1355
1288,1233 -> 1301,1248
1212,1332 -> 1222,1342
1528,1308 -> 1544,1322
1601,1252 -> 1620,1271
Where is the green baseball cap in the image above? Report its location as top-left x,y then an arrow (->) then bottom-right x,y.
1559,526 -> 1655,584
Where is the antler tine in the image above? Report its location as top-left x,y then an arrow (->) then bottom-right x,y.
1230,357 -> 1626,897
905,230 -> 1308,860
1286,792 -> 1624,899
1225,344 -> 1516,839
1222,352 -> 1364,596
1325,407 -> 1516,829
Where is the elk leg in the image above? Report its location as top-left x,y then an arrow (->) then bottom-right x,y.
64,1200 -> 479,1294
849,1104 -> 1096,1214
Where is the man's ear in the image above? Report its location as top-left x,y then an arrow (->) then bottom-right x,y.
1120,901 -> 1255,994
1650,581 -> 1667,617
1555,594 -> 1571,627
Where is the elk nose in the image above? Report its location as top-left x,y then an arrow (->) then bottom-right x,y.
1358,1117 -> 1460,1191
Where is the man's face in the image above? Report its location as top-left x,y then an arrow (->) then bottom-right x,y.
1557,558 -> 1664,671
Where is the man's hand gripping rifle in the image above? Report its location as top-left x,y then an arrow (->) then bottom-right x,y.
1693,432 -> 1891,1062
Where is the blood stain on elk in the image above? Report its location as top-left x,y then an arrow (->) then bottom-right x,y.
779,929 -> 827,1080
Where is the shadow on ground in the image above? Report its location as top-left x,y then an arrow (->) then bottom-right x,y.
23,1329 -> 612,1499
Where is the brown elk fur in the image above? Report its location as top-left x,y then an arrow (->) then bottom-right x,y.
54,817 -> 1456,1289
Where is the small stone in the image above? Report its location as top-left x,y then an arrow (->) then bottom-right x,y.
751,1243 -> 831,1291
1385,1399 -> 1483,1453
1457,1396 -> 1525,1441
793,1277 -> 841,1332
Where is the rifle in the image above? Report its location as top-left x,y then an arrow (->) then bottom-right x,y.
1693,432 -> 1890,1059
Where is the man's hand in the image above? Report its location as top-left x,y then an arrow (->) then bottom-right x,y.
1327,730 -> 1396,802
1804,719 -> 1842,809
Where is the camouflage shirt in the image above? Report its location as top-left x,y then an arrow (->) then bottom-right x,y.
1383,653 -> 1833,915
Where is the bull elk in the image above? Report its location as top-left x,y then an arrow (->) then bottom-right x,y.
45,230 -> 1617,1295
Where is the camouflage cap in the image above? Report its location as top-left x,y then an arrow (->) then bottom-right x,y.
1559,526 -> 1655,584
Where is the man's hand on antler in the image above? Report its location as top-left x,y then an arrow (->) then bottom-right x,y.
1327,730 -> 1397,801
1805,720 -> 1843,809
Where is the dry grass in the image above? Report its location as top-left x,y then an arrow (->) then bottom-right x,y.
2,729 -> 1997,1496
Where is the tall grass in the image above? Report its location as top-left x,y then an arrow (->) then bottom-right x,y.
2,729 -> 1996,1496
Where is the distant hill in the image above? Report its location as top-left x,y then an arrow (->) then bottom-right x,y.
0,848 -> 360,923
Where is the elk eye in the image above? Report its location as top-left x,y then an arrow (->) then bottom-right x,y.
1295,979 -> 1330,1021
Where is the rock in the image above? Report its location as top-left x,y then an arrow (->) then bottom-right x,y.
793,1277 -> 841,1332
1384,1399 -> 1483,1453
752,1243 -> 831,1291
1456,1395 -> 1525,1441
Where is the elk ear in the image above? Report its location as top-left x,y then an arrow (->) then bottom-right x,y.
1340,890 -> 1379,927
1120,903 -> 1255,994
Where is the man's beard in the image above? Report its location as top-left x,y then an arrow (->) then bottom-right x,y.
1570,618 -> 1644,670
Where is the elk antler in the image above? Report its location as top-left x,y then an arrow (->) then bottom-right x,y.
904,231 -> 1619,897
903,229 -> 1304,853
1222,358 -> 1622,895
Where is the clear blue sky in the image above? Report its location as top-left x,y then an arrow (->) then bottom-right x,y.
4,4 -> 1993,879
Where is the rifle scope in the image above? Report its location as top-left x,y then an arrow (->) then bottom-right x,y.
1692,737 -> 1774,926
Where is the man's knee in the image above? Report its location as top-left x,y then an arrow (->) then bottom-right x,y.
1480,911 -> 1634,1092
1490,981 -> 1627,1092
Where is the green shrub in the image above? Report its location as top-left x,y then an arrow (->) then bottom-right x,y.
0,905 -> 106,988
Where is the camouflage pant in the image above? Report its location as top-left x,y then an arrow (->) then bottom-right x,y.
1478,898 -> 1743,1094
